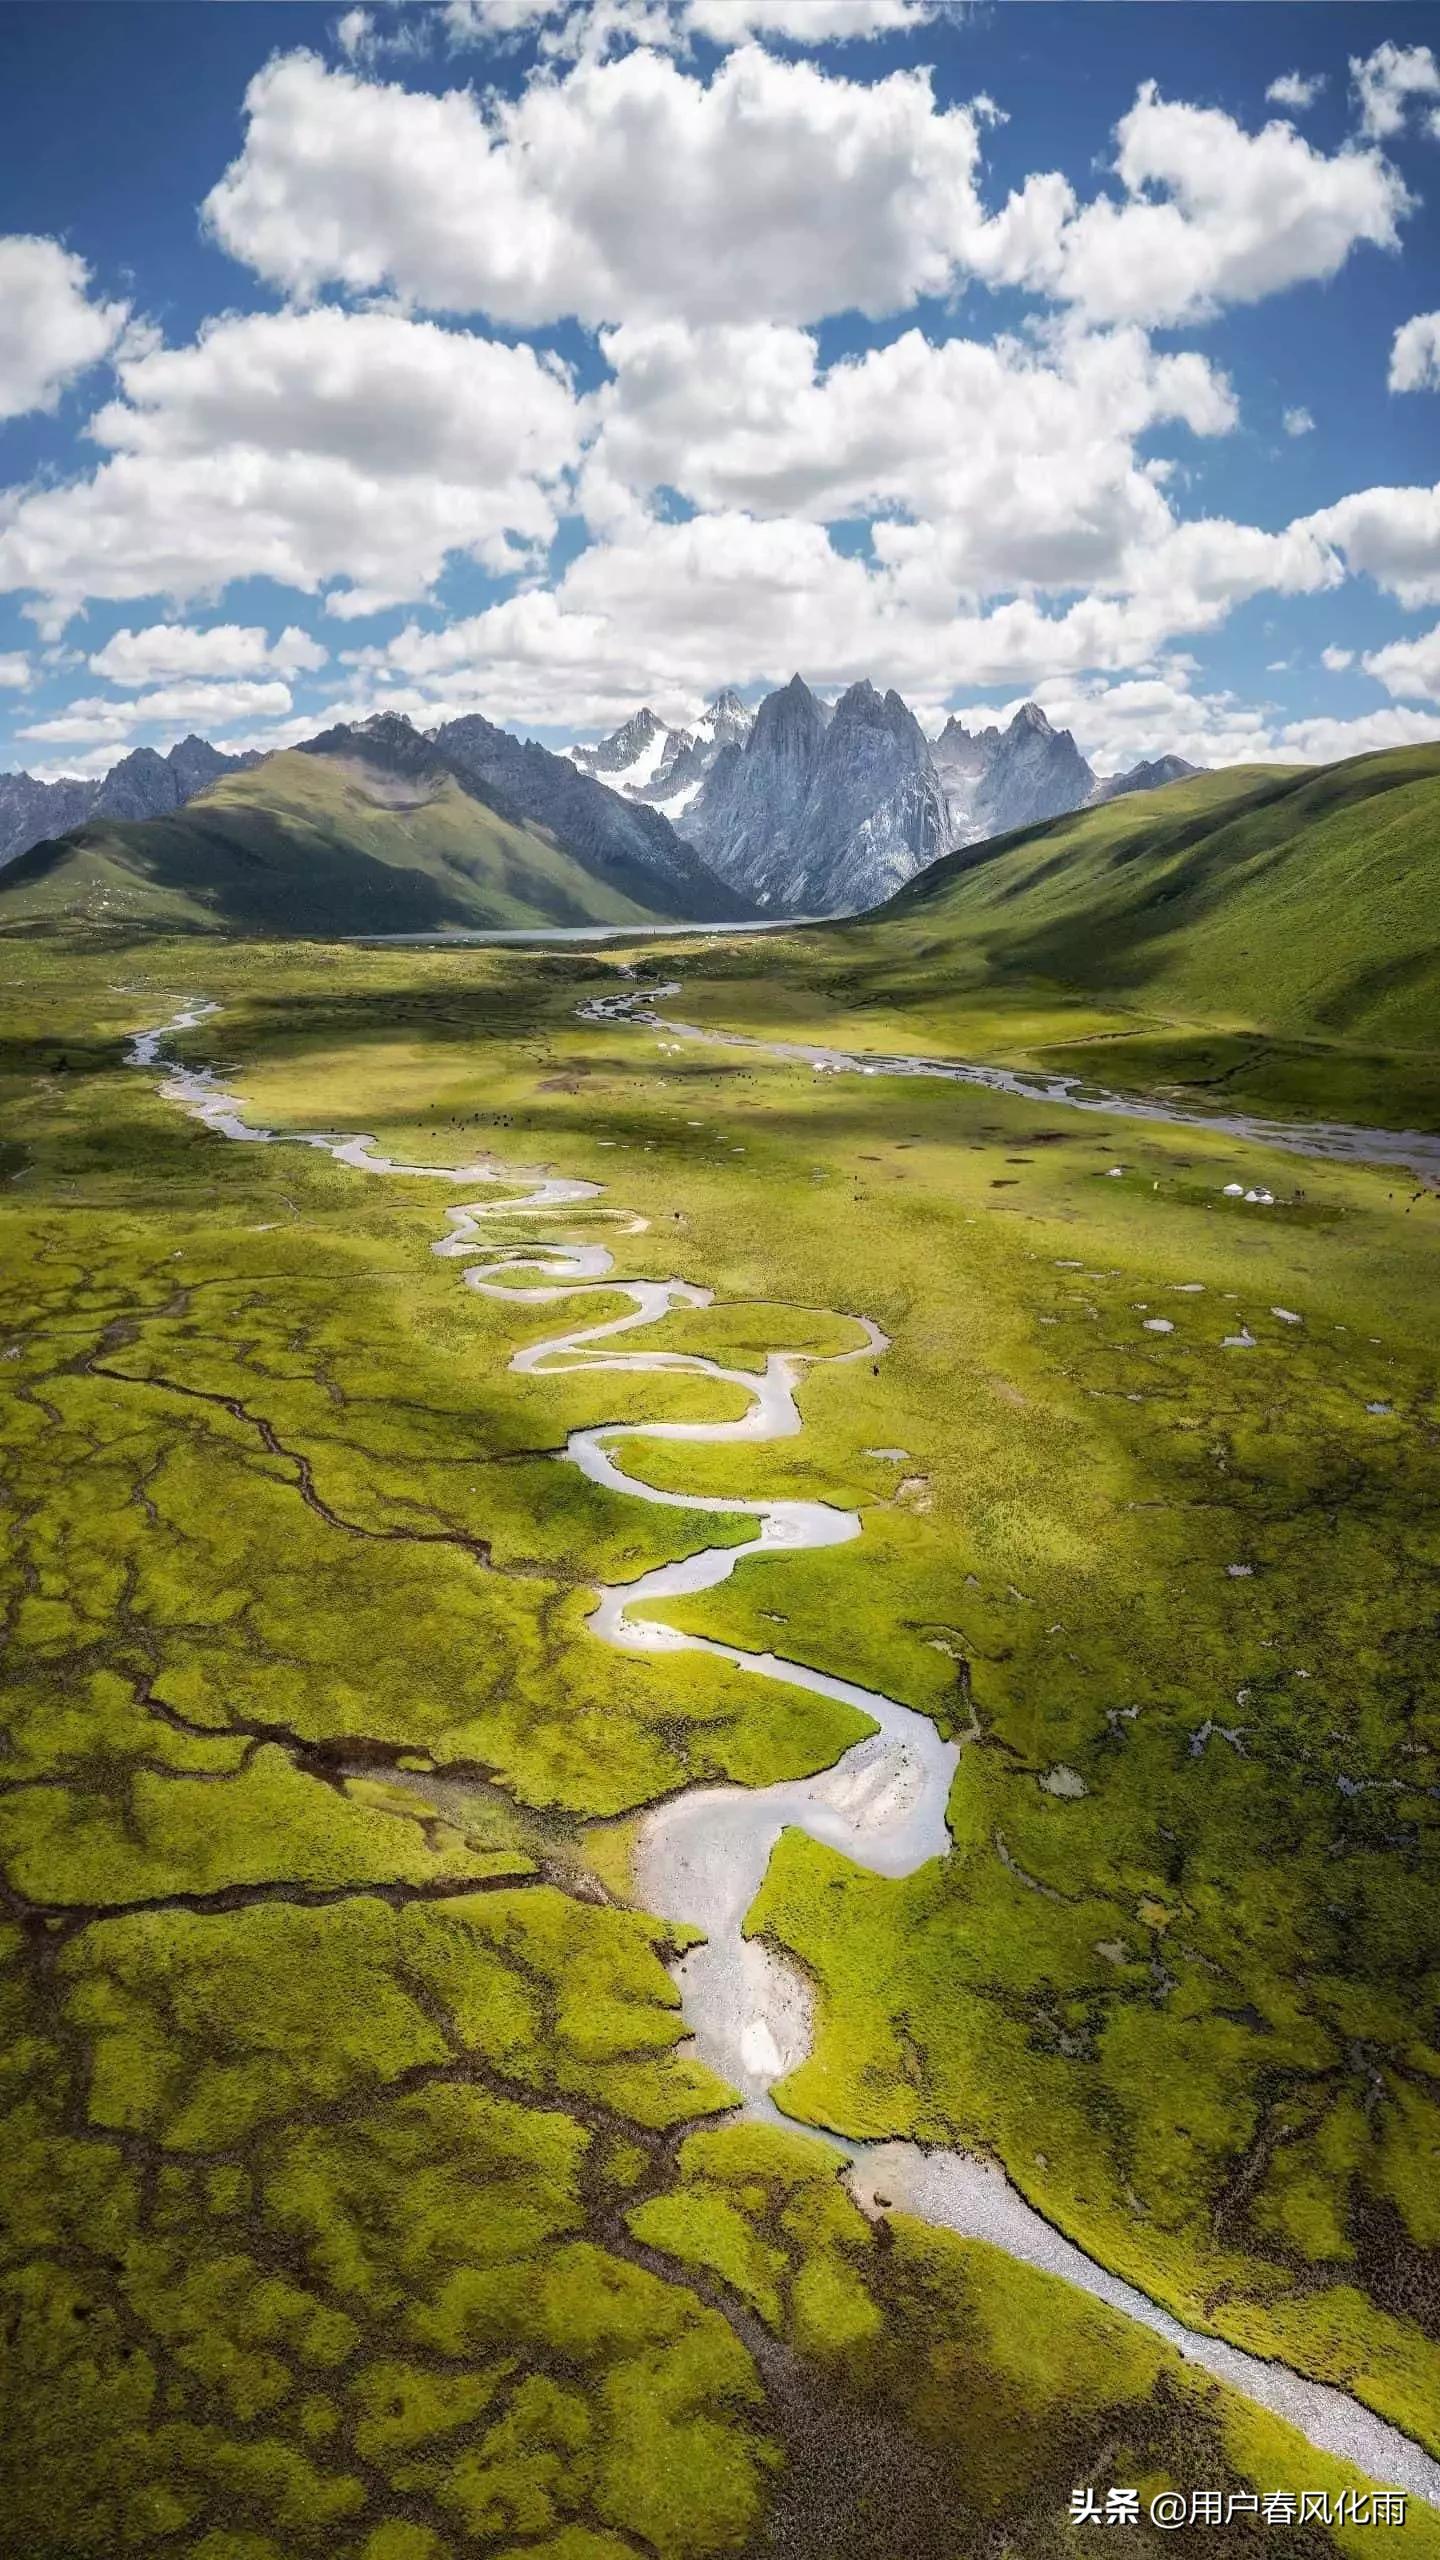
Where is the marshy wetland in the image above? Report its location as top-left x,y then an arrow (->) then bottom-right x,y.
3,930 -> 1439,2557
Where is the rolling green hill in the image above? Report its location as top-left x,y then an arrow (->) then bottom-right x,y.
873,743 -> 1440,1047
668,743 -> 1440,1130
0,744 -> 701,937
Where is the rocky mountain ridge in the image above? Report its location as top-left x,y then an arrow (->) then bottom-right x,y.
298,708 -> 742,920
1,708 -> 741,922
680,676 -> 946,914
1090,752 -> 1199,805
2,684 -> 1203,916
0,734 -> 259,868
0,706 -> 749,935
934,701 -> 1097,845
570,681 -> 1202,916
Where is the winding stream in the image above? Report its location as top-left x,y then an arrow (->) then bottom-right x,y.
127,1002 -> 1440,2509
585,982 -> 1440,1184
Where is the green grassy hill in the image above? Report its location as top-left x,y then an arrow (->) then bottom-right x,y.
0,746 -> 688,937
875,744 -> 1440,1048
666,743 -> 1440,1130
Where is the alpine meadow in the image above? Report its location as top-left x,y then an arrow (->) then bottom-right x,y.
3,6 -> 1440,2558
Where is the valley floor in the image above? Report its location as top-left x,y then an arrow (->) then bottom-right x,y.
2,928 -> 1438,2559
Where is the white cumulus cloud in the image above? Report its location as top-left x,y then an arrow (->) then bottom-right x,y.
1003,85 -> 1410,328
443,0 -> 932,45
18,678 -> 296,751
203,45 -> 994,325
201,49 -> 1408,335
1266,71 -> 1324,112
333,493 -> 1339,736
683,0 -> 935,40
1283,406 -> 1314,437
1034,669 -> 1433,776
1390,310 -> 1440,392
584,319 -> 1235,597
1271,704 -> 1439,762
1351,39 -> 1440,140
0,306 -> 582,627
0,235 -> 130,424
1303,480 -> 1440,608
1363,624 -> 1440,702
441,0 -> 568,35
89,622 -> 328,685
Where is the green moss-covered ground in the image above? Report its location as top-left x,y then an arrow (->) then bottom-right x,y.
2,929 -> 1437,2553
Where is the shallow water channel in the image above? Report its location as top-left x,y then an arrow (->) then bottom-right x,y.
586,981 -> 1440,1185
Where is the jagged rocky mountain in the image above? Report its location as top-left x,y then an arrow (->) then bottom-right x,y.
570,681 -> 1199,917
0,771 -> 94,867
425,712 -> 739,919
295,707 -> 742,921
0,734 -> 258,867
570,706 -> 670,787
569,690 -> 754,823
934,702 -> 1096,845
1090,753 -> 1199,805
678,676 -> 946,914
2,683 -> 1202,921
933,712 -> 1200,843
2,707 -> 746,936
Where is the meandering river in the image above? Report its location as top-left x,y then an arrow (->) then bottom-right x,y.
127,1002 -> 1440,2510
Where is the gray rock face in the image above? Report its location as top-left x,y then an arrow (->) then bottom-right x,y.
933,703 -> 1096,845
685,675 -> 947,914
165,734 -> 248,801
932,714 -> 1001,786
1089,753 -> 1200,805
697,688 -> 753,755
790,680 -> 949,911
979,703 -> 1095,835
90,747 -> 189,825
0,733 -> 257,866
299,710 -> 452,788
689,676 -> 826,896
0,771 -> 97,866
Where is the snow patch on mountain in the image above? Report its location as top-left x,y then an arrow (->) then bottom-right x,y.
568,690 -> 755,811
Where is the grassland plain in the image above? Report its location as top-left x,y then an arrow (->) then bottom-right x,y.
1,928 -> 1437,2557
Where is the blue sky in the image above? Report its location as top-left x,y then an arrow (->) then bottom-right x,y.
1,0 -> 1438,779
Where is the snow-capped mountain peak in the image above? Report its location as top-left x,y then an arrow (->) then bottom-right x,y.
568,691 -> 754,819
568,706 -> 673,792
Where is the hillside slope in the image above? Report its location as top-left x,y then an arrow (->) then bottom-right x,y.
0,741 -> 717,937
665,746 -> 1440,1130
861,745 -> 1440,1049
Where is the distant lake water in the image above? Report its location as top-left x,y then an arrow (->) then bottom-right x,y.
350,918 -> 813,946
